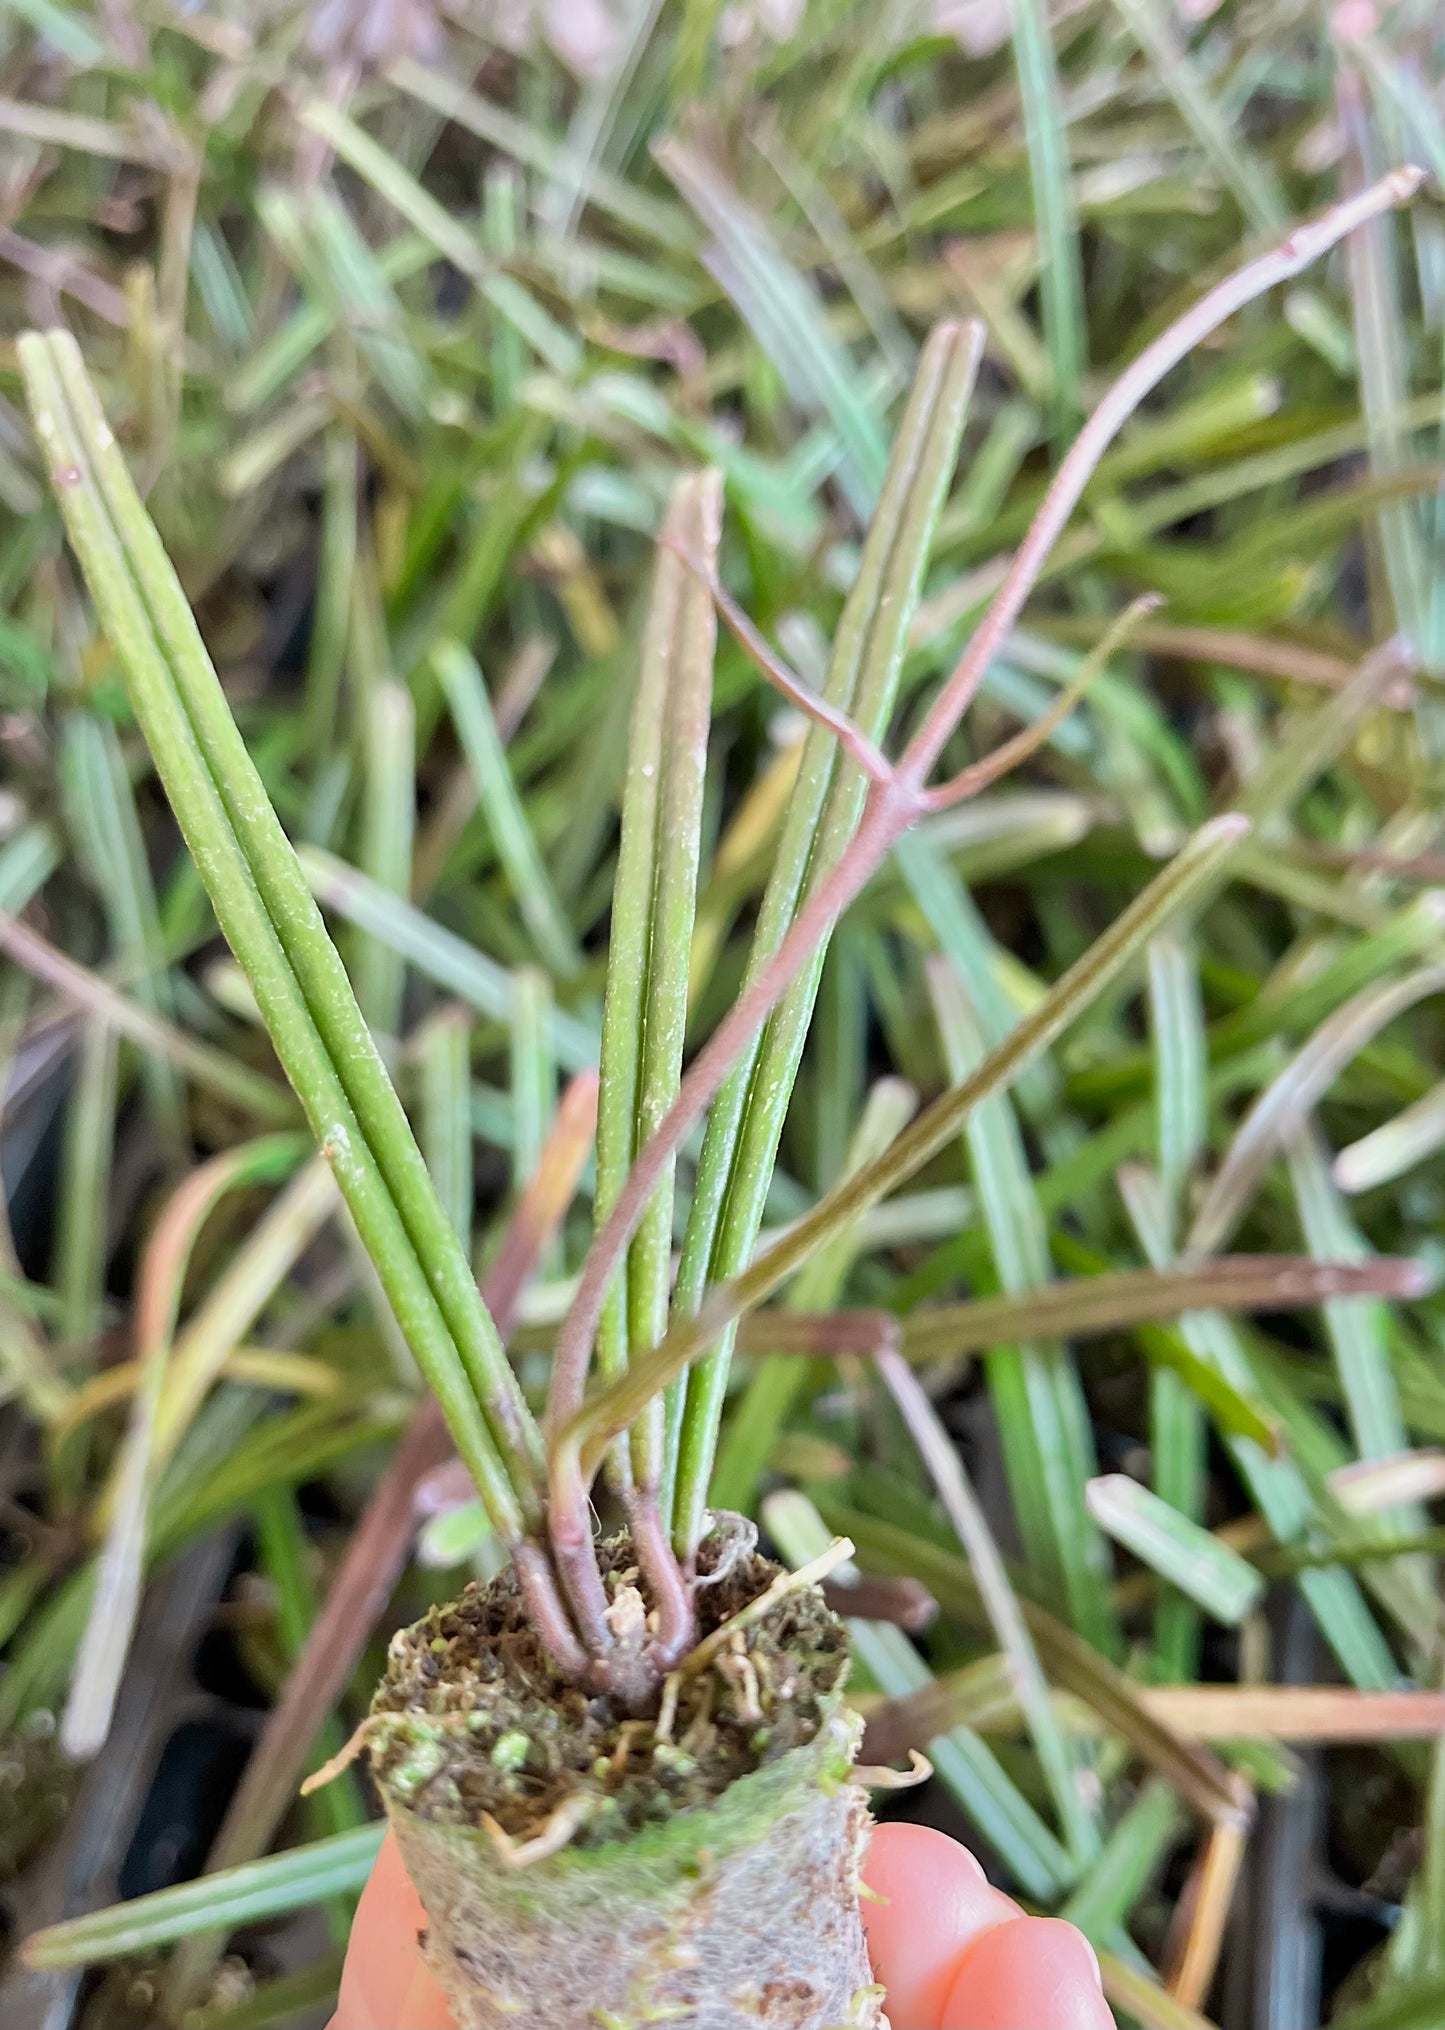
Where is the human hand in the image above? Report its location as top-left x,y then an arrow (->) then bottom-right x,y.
332,1822 -> 1116,2029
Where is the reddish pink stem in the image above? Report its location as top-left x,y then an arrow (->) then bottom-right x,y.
626,1485 -> 696,1668
545,163 -> 1424,1621
897,166 -> 1424,788
668,539 -> 896,787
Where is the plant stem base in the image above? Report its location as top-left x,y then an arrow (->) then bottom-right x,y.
372,1540 -> 881,2029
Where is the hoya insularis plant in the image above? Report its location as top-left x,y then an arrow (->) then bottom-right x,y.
18,161 -> 1424,2030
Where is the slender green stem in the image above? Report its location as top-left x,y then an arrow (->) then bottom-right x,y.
51,334 -> 544,1507
665,322 -> 984,1556
557,815 -> 1248,1490
20,329 -> 544,1551
546,472 -> 720,1659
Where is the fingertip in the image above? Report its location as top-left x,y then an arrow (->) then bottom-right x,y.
333,1831 -> 454,2030
862,1824 -> 1022,2030
397,1958 -> 461,2029
942,1915 -> 1115,2030
334,1825 -> 1110,2030
863,1822 -> 988,1908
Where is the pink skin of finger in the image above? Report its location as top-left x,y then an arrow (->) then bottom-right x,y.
858,1823 -> 1023,2028
940,1914 -> 1114,2030
332,1830 -> 453,2030
331,1821 -> 1115,2030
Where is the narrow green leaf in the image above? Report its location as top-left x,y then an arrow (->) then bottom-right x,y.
1337,78 -> 1439,667
1122,1166 -> 1398,1691
1060,1778 -> 1183,1943
228,234 -> 435,414
1287,1128 -> 1411,1465
538,0 -> 664,241
258,183 -> 429,421
1148,936 -> 1206,1227
1147,935 -> 1207,1678
1106,0 -> 1288,230
1211,892 -> 1445,1063
298,100 -> 581,378
1087,1474 -> 1266,1623
656,136 -> 891,521
508,969 -> 554,1202
390,57 -> 694,253
749,120 -> 914,385
1277,1138 -> 1433,1632
896,827 -> 1060,1130
1009,0 -> 1087,438
1189,964 -> 1445,1255
930,960 -> 1117,1654
305,426 -> 359,749
22,1825 -> 385,1969
483,163 -> 526,428
433,640 -> 583,981
2,0 -> 103,64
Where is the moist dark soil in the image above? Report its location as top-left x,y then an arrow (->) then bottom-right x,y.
369,1524 -> 849,1847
